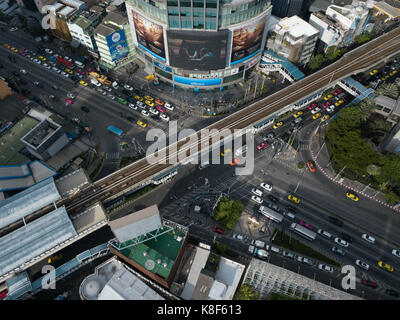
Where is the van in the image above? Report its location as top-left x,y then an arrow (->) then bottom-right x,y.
248,245 -> 255,254
74,60 -> 84,68
265,245 -> 280,254
251,240 -> 265,248
317,229 -> 332,239
293,117 -> 302,124
285,212 -> 296,220
198,161 -> 209,170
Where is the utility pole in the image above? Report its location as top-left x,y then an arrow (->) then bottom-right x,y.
314,141 -> 326,160
334,165 -> 347,181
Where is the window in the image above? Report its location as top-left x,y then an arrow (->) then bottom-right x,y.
383,107 -> 391,113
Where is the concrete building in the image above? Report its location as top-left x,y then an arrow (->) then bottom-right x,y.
20,119 -> 70,162
0,77 -> 12,100
125,0 -> 272,90
271,0 -> 305,18
93,9 -> 136,70
266,15 -> 319,65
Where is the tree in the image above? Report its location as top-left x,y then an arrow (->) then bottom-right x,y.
385,191 -> 400,205
354,34 -> 371,45
213,197 -> 244,229
357,98 -> 376,121
234,284 -> 259,300
375,83 -> 399,99
326,46 -> 342,61
308,54 -> 325,71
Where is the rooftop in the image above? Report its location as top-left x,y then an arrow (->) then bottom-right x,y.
275,15 -> 319,39
55,168 -> 89,198
374,1 -> 400,18
21,119 -> 61,149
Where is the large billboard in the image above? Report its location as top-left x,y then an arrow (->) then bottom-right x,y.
167,30 -> 228,71
106,29 -> 129,62
230,15 -> 266,65
132,10 -> 165,61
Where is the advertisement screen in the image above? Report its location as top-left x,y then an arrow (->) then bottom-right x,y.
132,10 -> 165,60
173,75 -> 222,86
167,30 -> 228,71
106,29 -> 129,62
231,16 -> 266,65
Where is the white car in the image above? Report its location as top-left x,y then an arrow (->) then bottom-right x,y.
232,234 -> 243,241
141,110 -> 150,117
124,84 -> 133,91
165,102 -> 174,111
105,87 -> 112,92
326,106 -> 335,113
9,27 -> 18,32
61,71 -> 69,77
107,94 -> 115,100
64,56 -> 72,62
251,188 -> 263,197
44,64 -> 51,69
334,237 -> 349,247
149,108 -> 159,115
297,256 -> 313,265
129,103 -> 137,110
160,114 -> 170,121
67,93 -> 76,99
34,59 -> 41,64
355,259 -> 369,270
311,107 -> 321,114
318,264 -> 335,273
251,195 -> 263,204
260,182 -> 272,192
45,48 -> 53,54
392,249 -> 400,258
20,69 -> 27,75
361,234 -> 375,244
137,101 -> 146,109
91,78 -> 101,86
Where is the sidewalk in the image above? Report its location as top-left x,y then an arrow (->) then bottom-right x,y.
309,123 -> 400,213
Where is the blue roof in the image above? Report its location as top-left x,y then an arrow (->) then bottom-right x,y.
342,76 -> 370,94
261,50 -> 305,81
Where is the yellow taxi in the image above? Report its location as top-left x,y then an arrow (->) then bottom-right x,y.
145,100 -> 154,107
48,254 -> 62,264
79,80 -> 88,86
369,69 -> 378,75
378,261 -> 394,272
323,94 -> 333,100
335,100 -> 344,106
137,120 -> 147,128
321,115 -> 330,122
3,43 -> 11,49
293,111 -> 303,118
390,70 -> 398,76
11,47 -> 18,53
135,95 -> 143,101
346,191 -> 359,202
221,148 -> 231,157
312,112 -> 322,120
38,55 -> 46,61
288,194 -> 300,204
144,95 -> 154,101
65,68 -> 73,74
381,75 -> 390,81
273,121 -> 283,129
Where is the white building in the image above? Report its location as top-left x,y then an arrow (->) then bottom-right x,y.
266,15 -> 319,65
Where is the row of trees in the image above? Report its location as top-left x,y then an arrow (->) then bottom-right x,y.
308,46 -> 348,71
213,197 -> 244,229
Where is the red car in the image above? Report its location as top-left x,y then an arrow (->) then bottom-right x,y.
0,289 -> 7,300
155,99 -> 164,106
333,88 -> 343,95
299,220 -> 312,230
307,161 -> 316,172
76,68 -> 85,75
65,99 -> 73,105
362,279 -> 377,288
212,226 -> 225,234
156,105 -> 165,113
257,142 -> 268,150
322,101 -> 332,108
308,102 -> 318,110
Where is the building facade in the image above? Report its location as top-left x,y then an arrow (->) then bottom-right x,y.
271,0 -> 304,18
266,15 -> 318,65
125,0 -> 272,90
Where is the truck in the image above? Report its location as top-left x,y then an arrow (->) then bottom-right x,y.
251,239 -> 265,248
97,74 -> 112,86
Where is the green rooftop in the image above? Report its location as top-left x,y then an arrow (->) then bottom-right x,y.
0,116 -> 39,165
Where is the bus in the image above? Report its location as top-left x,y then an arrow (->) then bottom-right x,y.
56,56 -> 73,67
259,205 -> 283,223
107,125 -> 124,137
289,223 -> 317,241
253,116 -> 275,132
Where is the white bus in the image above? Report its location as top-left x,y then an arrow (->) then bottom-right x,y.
289,223 -> 317,241
259,205 -> 283,223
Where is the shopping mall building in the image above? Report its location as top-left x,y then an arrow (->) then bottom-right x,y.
125,0 -> 272,90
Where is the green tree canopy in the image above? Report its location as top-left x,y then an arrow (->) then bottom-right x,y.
375,83 -> 399,99
234,284 -> 259,300
213,197 -> 244,229
326,46 -> 343,61
308,54 -> 325,71
354,34 -> 371,45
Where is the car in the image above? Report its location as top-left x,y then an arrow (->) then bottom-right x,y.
392,249 -> 400,258
212,226 -> 225,234
312,112 -> 322,119
67,93 -> 76,99
265,132 -> 276,140
287,194 -> 300,204
149,108 -> 159,115
282,251 -> 294,259
355,259 -> 369,270
361,234 -> 375,244
257,142 -> 268,150
311,107 -> 321,114
297,256 -> 313,265
64,56 -> 72,62
386,289 -> 399,297
51,85 -> 59,90
137,101 -> 146,109
20,69 -> 27,75
233,234 -> 243,241
308,102 -> 318,110
230,158 -> 240,166
45,48 -> 53,54
64,68 -> 73,74
273,121 -> 283,129
318,264 -> 335,273
129,103 -> 138,110
251,195 -> 263,204
52,67 -> 61,73
44,63 -> 51,69
145,100 -> 154,107
346,191 -> 359,202
334,237 -> 349,247
137,120 -> 147,128
79,80 -> 88,86
80,106 -> 90,113
268,195 -> 279,203
293,111 -> 303,118
160,114 -> 170,121
335,100 -> 344,106
134,95 -> 143,101
156,105 -> 165,113
369,69 -> 378,75
107,94 -> 115,100
48,254 -> 62,264
333,88 -> 343,95
322,101 -> 332,108
124,84 -> 133,91
260,182 -> 272,192
33,81 -> 40,86
221,148 -> 231,156
362,279 -> 377,288
321,115 -> 330,122
306,161 -> 316,172
323,94 -> 333,100
155,99 -> 164,106
332,246 -> 345,256
61,71 -> 69,78
285,205 -> 296,214
165,102 -> 174,110
378,261 -> 394,272
144,95 -> 153,101
252,188 -> 263,197
299,220 -> 312,230
9,27 -> 18,32
389,70 -> 398,76
11,47 -> 18,53
141,110 -> 150,117
38,55 -> 46,61
33,58 -> 41,64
